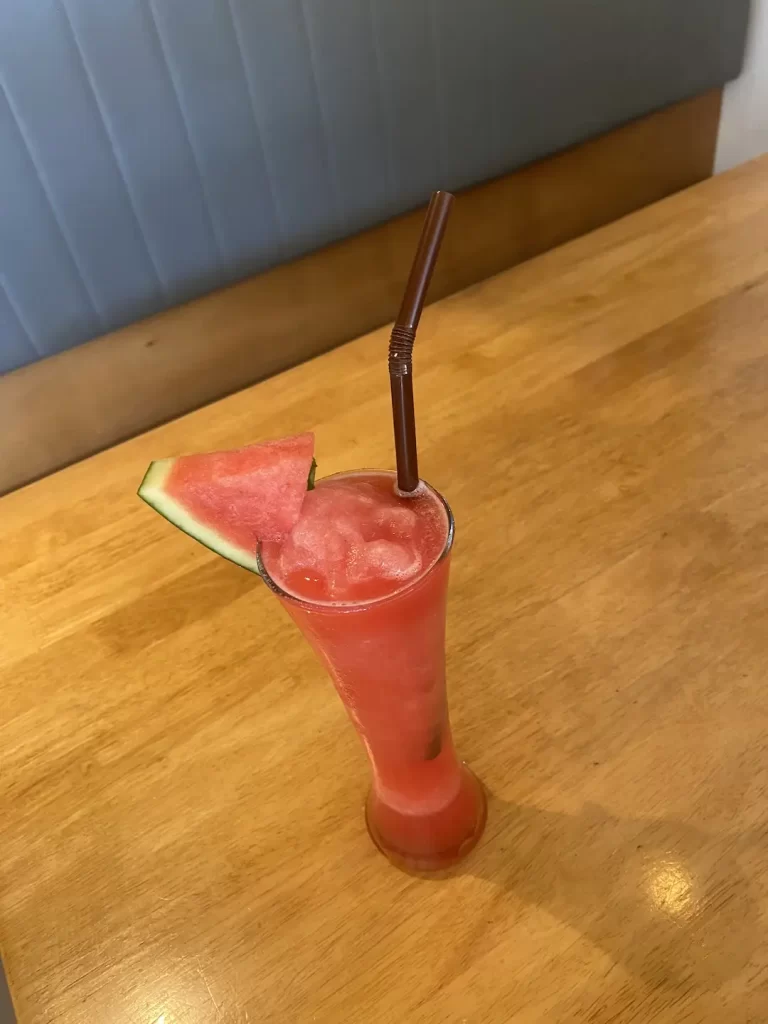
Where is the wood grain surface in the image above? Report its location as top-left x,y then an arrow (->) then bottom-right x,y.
0,89 -> 722,494
2,155 -> 768,1023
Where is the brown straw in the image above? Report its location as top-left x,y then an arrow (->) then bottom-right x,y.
388,190 -> 454,493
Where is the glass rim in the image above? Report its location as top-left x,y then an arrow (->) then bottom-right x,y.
256,470 -> 455,612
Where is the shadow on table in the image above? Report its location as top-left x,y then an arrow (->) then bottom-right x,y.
463,792 -> 763,991
0,958 -> 16,1024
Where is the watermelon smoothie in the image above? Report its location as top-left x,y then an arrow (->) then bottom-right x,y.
259,471 -> 486,873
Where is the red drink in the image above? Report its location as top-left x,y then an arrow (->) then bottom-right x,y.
259,471 -> 486,873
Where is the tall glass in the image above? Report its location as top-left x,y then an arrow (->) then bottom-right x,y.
258,473 -> 486,873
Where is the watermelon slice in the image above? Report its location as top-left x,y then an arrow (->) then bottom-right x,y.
138,433 -> 315,573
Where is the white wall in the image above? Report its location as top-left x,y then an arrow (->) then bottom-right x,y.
716,0 -> 768,172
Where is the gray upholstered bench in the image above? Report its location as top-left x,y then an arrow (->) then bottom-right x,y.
0,0 -> 750,492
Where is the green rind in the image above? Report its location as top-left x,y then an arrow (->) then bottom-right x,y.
137,459 -> 262,575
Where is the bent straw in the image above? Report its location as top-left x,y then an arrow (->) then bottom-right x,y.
388,190 -> 454,493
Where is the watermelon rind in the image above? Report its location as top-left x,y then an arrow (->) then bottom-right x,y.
138,458 -> 262,574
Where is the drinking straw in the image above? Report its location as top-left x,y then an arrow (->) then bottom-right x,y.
388,190 -> 454,494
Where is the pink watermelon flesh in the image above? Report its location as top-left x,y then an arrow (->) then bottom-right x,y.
143,433 -> 314,566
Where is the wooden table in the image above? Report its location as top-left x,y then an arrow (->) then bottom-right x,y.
3,157 -> 768,1024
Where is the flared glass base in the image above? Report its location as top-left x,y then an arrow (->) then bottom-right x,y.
365,765 -> 487,874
